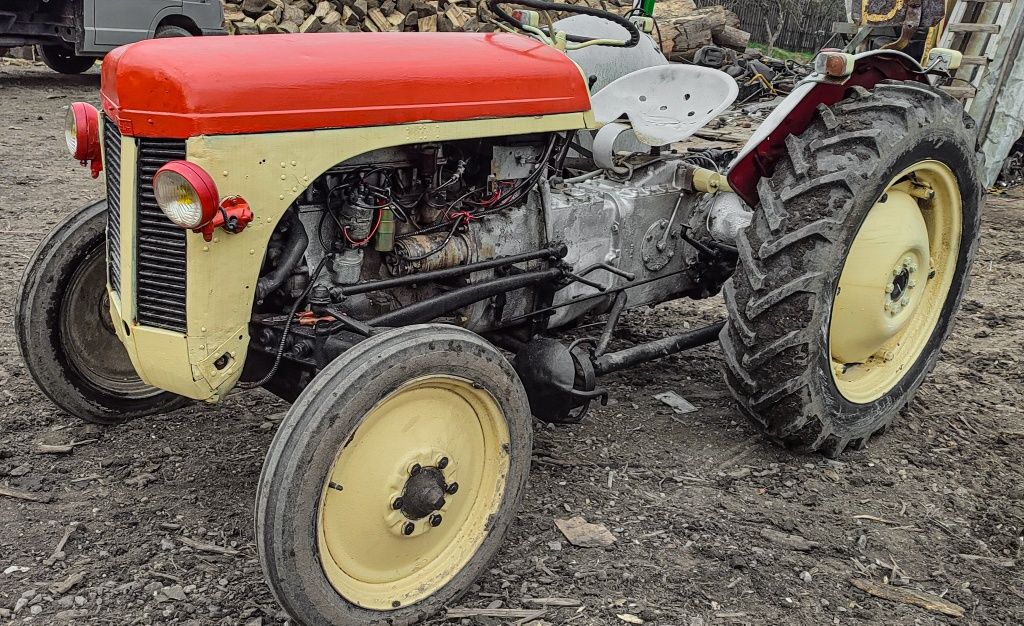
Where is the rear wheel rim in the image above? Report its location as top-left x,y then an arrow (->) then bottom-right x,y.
316,375 -> 510,610
59,246 -> 160,398
829,160 -> 963,404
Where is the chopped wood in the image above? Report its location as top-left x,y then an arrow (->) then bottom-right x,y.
712,25 -> 749,51
177,536 -> 241,556
446,607 -> 546,619
418,13 -> 437,31
850,578 -> 965,618
445,4 -> 469,28
0,484 -> 52,503
314,0 -> 332,17
554,516 -> 616,548
367,7 -> 392,31
48,572 -> 84,595
759,528 -> 820,552
524,597 -> 581,607
387,11 -> 406,27
322,9 -> 342,24
36,443 -> 74,454
300,14 -> 323,32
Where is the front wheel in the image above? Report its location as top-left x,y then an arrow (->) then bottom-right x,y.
256,324 -> 533,625
720,81 -> 983,457
36,45 -> 96,74
16,201 -> 189,423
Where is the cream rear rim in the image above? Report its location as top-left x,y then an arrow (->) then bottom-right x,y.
829,160 -> 962,404
316,375 -> 510,610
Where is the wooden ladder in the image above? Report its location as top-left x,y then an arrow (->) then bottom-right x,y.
935,0 -> 1014,105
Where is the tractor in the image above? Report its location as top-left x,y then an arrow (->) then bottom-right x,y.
17,0 -> 981,622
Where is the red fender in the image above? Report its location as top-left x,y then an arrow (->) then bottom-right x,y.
726,52 -> 931,207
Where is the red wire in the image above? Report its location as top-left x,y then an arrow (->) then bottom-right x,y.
342,208 -> 383,247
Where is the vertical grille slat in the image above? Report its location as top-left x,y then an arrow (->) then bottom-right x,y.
136,138 -> 188,333
103,119 -> 122,294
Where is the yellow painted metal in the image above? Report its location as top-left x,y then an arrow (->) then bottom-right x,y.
691,166 -> 734,194
109,112 -> 591,401
316,375 -> 511,610
829,161 -> 962,404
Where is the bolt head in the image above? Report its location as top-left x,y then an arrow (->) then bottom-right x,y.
882,350 -> 895,362
410,464 -> 421,476
884,284 -> 894,294
429,514 -> 442,527
901,297 -> 910,306
392,497 -> 404,510
446,482 -> 459,495
437,457 -> 449,470
402,522 -> 415,536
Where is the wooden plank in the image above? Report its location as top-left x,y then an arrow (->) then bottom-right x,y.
946,23 -> 1001,33
832,21 -> 860,35
940,85 -> 978,99
960,55 -> 990,65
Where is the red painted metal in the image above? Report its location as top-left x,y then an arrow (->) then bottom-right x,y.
727,57 -> 928,206
154,160 -> 220,228
68,102 -> 102,177
100,33 -> 591,138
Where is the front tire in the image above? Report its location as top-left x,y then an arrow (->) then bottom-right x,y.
36,45 -> 96,74
256,324 -> 533,625
16,201 -> 188,424
720,82 -> 983,457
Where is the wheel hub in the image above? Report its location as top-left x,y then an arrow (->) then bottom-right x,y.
828,161 -> 963,404
399,465 -> 447,520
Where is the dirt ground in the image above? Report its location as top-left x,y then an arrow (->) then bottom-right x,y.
1,60 -> 1023,626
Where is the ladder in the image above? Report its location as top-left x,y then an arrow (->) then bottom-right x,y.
935,0 -> 1014,106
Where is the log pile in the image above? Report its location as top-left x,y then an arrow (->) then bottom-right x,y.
222,0 -> 634,35
221,0 -> 747,45
656,2 -> 751,61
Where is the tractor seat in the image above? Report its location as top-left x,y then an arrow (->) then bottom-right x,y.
591,64 -> 739,146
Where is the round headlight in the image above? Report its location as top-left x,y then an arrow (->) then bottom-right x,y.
66,102 -> 100,162
64,108 -> 78,156
153,161 -> 219,229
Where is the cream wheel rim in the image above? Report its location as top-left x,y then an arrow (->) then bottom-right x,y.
829,160 -> 962,404
316,375 -> 510,610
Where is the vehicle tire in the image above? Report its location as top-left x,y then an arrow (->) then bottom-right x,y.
256,324 -> 532,626
16,200 -> 189,424
154,25 -> 193,38
36,45 -> 96,74
720,81 -> 983,457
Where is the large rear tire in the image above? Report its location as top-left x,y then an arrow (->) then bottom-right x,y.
256,324 -> 532,625
16,201 -> 189,424
720,81 -> 983,457
36,45 -> 96,74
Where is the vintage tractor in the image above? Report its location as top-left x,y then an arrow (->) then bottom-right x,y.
17,1 -> 981,623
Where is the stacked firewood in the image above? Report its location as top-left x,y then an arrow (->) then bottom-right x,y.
221,0 -> 749,58
222,0 -> 626,34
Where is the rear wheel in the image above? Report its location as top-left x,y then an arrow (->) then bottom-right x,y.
36,45 -> 96,74
720,82 -> 983,457
155,24 -> 193,38
16,201 -> 188,424
257,324 -> 532,625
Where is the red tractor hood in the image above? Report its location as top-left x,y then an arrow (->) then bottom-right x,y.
100,32 -> 591,138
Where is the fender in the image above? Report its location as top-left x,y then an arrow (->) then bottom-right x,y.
726,50 -> 931,207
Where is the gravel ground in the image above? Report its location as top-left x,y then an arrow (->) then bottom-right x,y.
2,60 -> 1023,626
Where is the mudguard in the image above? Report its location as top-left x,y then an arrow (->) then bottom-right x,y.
726,50 -> 931,207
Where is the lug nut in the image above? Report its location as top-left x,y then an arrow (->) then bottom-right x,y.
446,482 -> 459,495
392,497 -> 404,510
403,522 -> 415,536
429,514 -> 443,527
437,457 -> 449,470
410,464 -> 421,476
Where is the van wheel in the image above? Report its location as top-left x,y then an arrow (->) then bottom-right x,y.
155,25 -> 193,38
257,324 -> 532,625
16,201 -> 189,424
37,45 -> 96,74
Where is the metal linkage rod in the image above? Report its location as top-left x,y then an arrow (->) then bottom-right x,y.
593,320 -> 725,375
